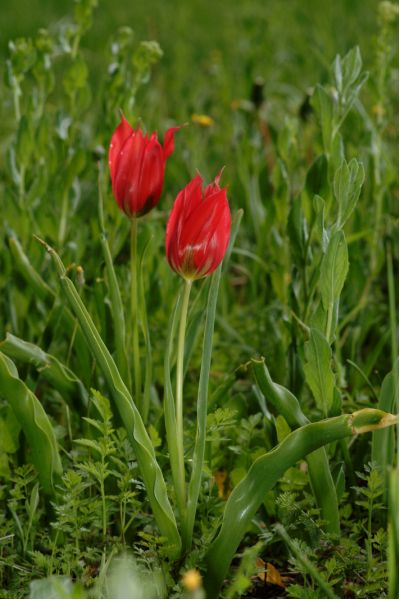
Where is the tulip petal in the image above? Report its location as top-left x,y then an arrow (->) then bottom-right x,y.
136,137 -> 165,215
163,126 -> 182,158
166,175 -> 203,244
204,166 -> 225,196
113,130 -> 146,214
190,191 -> 230,276
109,118 -> 179,218
165,170 -> 231,279
108,116 -> 133,181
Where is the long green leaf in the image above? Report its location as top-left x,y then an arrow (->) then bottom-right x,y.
36,238 -> 181,558
186,265 -> 222,549
223,208 -> 243,272
98,173 -> 130,390
0,352 -> 62,494
371,370 -> 396,478
204,408 -> 397,597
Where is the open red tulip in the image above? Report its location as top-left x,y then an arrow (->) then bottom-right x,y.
166,171 -> 231,280
108,116 -> 181,217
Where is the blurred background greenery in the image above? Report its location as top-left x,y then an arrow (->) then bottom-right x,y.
0,0 -> 384,108
0,0 -> 397,380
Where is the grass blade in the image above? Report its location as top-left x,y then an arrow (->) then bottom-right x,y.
36,237 -> 181,558
98,169 -> 130,390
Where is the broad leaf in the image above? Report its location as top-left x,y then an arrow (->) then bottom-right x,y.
334,158 -> 365,228
303,328 -> 335,416
319,230 -> 349,312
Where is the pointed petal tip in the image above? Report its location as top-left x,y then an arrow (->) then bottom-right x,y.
163,123 -> 185,157
214,166 -> 226,187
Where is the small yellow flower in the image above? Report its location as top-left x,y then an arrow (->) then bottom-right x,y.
191,114 -> 214,127
182,569 -> 202,592
372,104 -> 385,118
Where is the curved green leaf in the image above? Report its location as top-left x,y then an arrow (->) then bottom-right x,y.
0,351 -> 62,494
9,234 -> 54,301
204,408 -> 397,597
1,332 -> 88,407
98,172 -> 130,390
252,357 -> 340,535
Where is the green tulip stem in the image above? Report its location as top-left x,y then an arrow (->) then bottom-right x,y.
130,218 -> 142,413
176,278 -> 192,515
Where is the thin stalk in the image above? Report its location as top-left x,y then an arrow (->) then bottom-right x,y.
120,497 -> 126,544
100,472 -> 107,541
275,523 -> 337,599
13,82 -> 21,122
163,291 -> 187,528
138,236 -> 153,423
130,218 -> 142,412
339,439 -> 356,486
366,494 -> 373,567
175,278 -> 192,518
386,242 -> 398,365
58,190 -> 69,245
18,165 -> 25,208
388,469 -> 399,599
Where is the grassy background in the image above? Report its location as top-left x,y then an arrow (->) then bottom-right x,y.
1,0 -> 381,96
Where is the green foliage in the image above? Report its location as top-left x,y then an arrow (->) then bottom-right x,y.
0,352 -> 62,494
303,328 -> 336,416
224,542 -> 264,599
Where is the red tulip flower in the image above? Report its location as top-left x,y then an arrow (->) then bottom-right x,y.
108,116 -> 181,217
166,171 -> 231,280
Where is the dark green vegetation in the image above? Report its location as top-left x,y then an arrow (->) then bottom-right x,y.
0,0 -> 398,598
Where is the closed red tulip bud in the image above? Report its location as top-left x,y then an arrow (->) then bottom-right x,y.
166,171 -> 231,280
108,116 -> 181,217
